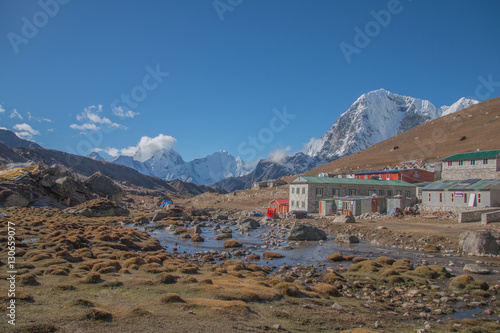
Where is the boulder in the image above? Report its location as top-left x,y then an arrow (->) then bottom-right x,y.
459,230 -> 500,256
335,234 -> 360,244
152,208 -> 191,222
333,214 -> 355,223
287,222 -> 327,241
463,264 -> 491,275
238,218 -> 260,229
52,176 -> 77,198
262,252 -> 285,259
67,199 -> 129,217
191,234 -> 205,242
39,174 -> 56,188
84,172 -> 124,202
0,190 -> 29,207
223,239 -> 243,248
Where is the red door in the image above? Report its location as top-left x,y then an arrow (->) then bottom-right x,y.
371,198 -> 378,212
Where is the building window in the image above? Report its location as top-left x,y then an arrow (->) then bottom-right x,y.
291,187 -> 295,194
451,193 -> 454,203
369,190 -> 376,196
396,190 -> 402,196
405,191 -> 411,198
464,193 -> 467,204
447,161 -> 452,166
483,159 -> 488,165
388,190 -> 393,197
458,160 -> 463,166
302,187 -> 305,194
439,193 -> 443,203
291,200 -> 295,207
314,202 -> 319,211
316,188 -> 323,197
349,189 -> 357,196
470,159 -> 475,165
478,193 -> 482,204
379,190 -> 385,196
301,201 -> 305,208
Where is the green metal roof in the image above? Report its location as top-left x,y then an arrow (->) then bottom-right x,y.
291,176 -> 417,187
442,150 -> 500,161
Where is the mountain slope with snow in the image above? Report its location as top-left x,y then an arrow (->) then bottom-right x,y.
305,89 -> 478,163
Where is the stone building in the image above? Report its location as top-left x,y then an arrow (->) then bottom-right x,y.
421,179 -> 500,213
289,176 -> 417,213
441,150 -> 500,180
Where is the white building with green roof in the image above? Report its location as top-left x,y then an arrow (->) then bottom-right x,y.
441,150 -> 500,180
289,176 -> 418,213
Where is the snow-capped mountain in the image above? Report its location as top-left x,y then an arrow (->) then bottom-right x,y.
110,149 -> 251,185
214,89 -> 478,191
306,89 -> 478,163
88,152 -> 105,161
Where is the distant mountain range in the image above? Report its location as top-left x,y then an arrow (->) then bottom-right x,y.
100,150 -> 251,186
213,89 -> 478,191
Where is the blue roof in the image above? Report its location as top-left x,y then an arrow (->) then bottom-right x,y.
422,179 -> 500,191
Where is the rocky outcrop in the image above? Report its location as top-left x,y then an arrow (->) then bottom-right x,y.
287,222 -> 327,241
459,230 -> 500,256
84,172 -> 124,202
333,214 -> 355,223
66,199 -> 129,217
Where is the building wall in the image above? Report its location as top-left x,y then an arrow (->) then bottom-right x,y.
290,182 -> 417,213
441,157 -> 498,180
422,190 -> 492,208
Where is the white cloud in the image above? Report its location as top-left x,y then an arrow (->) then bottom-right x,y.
13,123 -> 40,141
47,128 -> 54,132
112,105 -> 140,118
72,105 -> 125,130
302,137 -> 318,152
0,104 -> 5,113
103,134 -> 177,162
70,123 -> 100,131
267,146 -> 291,164
9,109 -> 23,119
43,118 -> 53,123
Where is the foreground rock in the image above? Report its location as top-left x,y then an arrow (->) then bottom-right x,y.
333,214 -> 355,223
84,172 -> 124,202
66,199 -> 129,217
336,234 -> 360,244
287,222 -> 327,241
459,230 -> 500,256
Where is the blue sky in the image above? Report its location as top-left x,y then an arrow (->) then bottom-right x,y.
1,0 -> 499,164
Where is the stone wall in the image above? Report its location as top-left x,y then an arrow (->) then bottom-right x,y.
481,210 -> 500,224
442,169 -> 498,180
459,208 -> 500,223
420,205 -> 498,216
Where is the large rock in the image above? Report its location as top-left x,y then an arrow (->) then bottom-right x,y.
67,199 -> 129,217
84,172 -> 124,202
459,230 -> 500,256
52,176 -> 77,198
152,208 -> 191,222
335,234 -> 360,244
333,214 -> 355,223
0,190 -> 29,207
238,218 -> 260,232
287,222 -> 327,241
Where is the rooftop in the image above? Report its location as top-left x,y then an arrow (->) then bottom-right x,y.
442,150 -> 500,161
422,179 -> 500,191
291,176 -> 418,187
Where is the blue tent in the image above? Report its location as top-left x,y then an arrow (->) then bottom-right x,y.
160,200 -> 173,208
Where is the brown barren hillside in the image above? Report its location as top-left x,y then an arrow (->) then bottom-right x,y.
305,96 -> 500,175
